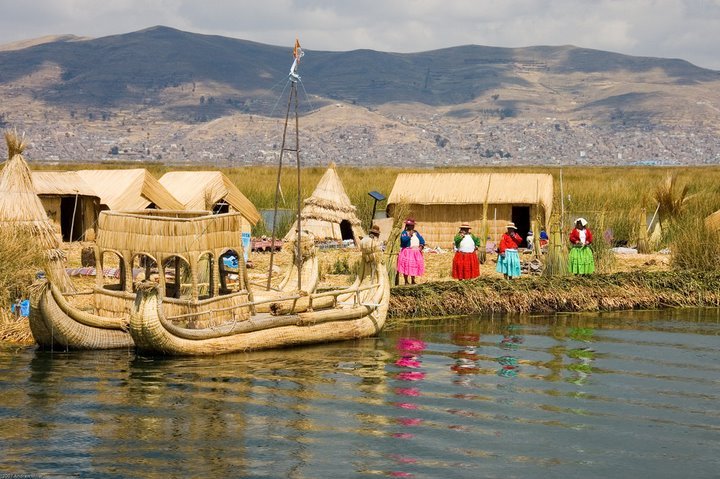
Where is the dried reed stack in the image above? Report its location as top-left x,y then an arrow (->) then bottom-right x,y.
385,201 -> 410,285
0,131 -> 73,292
543,214 -> 568,277
637,208 -> 649,254
654,172 -> 690,232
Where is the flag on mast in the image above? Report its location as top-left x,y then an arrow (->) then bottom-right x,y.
289,38 -> 304,82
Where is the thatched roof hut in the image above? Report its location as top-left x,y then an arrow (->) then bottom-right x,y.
284,163 -> 365,243
705,209 -> 720,232
76,169 -> 183,211
387,172 -> 554,246
159,171 -> 261,229
31,171 -> 101,241
0,132 -> 73,291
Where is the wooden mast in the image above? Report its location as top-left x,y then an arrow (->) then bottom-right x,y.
268,39 -> 304,291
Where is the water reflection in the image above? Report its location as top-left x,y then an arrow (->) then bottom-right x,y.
1,310 -> 720,478
450,333 -> 481,376
496,324 -> 524,378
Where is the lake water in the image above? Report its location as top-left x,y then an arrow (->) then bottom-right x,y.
1,309 -> 719,479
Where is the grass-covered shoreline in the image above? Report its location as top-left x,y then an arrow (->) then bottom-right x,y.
388,271 -> 720,318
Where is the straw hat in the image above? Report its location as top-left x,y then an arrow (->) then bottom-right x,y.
506,222 -> 517,230
369,224 -> 381,236
459,222 -> 472,230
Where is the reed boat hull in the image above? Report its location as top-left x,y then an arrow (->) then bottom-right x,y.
29,283 -> 134,350
130,282 -> 389,356
129,243 -> 390,356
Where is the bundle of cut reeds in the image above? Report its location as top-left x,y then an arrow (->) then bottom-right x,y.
385,202 -> 410,286
543,214 -> 568,277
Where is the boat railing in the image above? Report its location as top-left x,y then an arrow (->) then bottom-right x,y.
60,290 -> 94,297
308,282 -> 379,309
248,281 -> 284,292
166,294 -> 303,321
164,280 -> 381,323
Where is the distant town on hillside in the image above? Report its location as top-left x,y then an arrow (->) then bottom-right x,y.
1,26 -> 719,166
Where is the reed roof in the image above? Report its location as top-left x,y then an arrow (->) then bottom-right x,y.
159,171 -> 260,225
307,162 -> 356,211
31,171 -> 99,198
388,172 -> 554,216
284,163 -> 365,241
76,169 -> 183,211
97,210 -> 245,258
0,133 -> 60,249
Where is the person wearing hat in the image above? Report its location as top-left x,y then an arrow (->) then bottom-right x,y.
496,222 -> 523,279
452,222 -> 481,280
397,218 -> 425,285
569,217 -> 595,275
368,223 -> 381,238
360,223 -> 382,258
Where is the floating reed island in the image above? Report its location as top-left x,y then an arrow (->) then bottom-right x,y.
388,271 -> 720,319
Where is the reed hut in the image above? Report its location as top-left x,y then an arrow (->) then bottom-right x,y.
705,209 -> 720,232
76,169 -> 184,211
0,132 -> 73,292
284,163 -> 365,243
386,173 -> 554,247
158,171 -> 261,234
31,171 -> 101,242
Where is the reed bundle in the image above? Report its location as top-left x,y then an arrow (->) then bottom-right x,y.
384,201 -> 410,285
0,311 -> 33,344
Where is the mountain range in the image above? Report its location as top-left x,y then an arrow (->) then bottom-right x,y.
1,26 -> 719,166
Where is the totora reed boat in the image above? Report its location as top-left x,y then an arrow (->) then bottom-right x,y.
30,209 -> 388,354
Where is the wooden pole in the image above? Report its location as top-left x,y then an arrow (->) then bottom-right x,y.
69,190 -> 79,242
560,168 -> 565,233
267,82 -> 295,291
294,83 -> 302,292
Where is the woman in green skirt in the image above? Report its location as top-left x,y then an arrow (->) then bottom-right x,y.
568,218 -> 595,275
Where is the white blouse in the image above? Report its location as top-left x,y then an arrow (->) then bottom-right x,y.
458,234 -> 476,253
410,234 -> 421,248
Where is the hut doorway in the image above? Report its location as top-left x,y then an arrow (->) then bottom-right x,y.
212,200 -> 230,214
339,220 -> 354,241
60,196 -> 84,242
511,206 -> 530,247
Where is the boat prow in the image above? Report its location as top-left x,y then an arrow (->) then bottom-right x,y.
29,281 -> 134,350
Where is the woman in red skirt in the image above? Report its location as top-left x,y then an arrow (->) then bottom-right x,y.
452,222 -> 481,280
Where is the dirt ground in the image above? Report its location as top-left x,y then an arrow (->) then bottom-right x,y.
62,242 -> 671,290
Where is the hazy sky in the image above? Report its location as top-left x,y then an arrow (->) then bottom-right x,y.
1,0 -> 719,69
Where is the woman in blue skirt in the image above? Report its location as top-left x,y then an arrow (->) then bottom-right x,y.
496,223 -> 523,279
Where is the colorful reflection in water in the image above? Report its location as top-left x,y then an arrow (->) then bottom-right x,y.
1,309 -> 719,478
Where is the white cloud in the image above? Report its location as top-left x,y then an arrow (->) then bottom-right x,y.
0,0 -> 718,69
